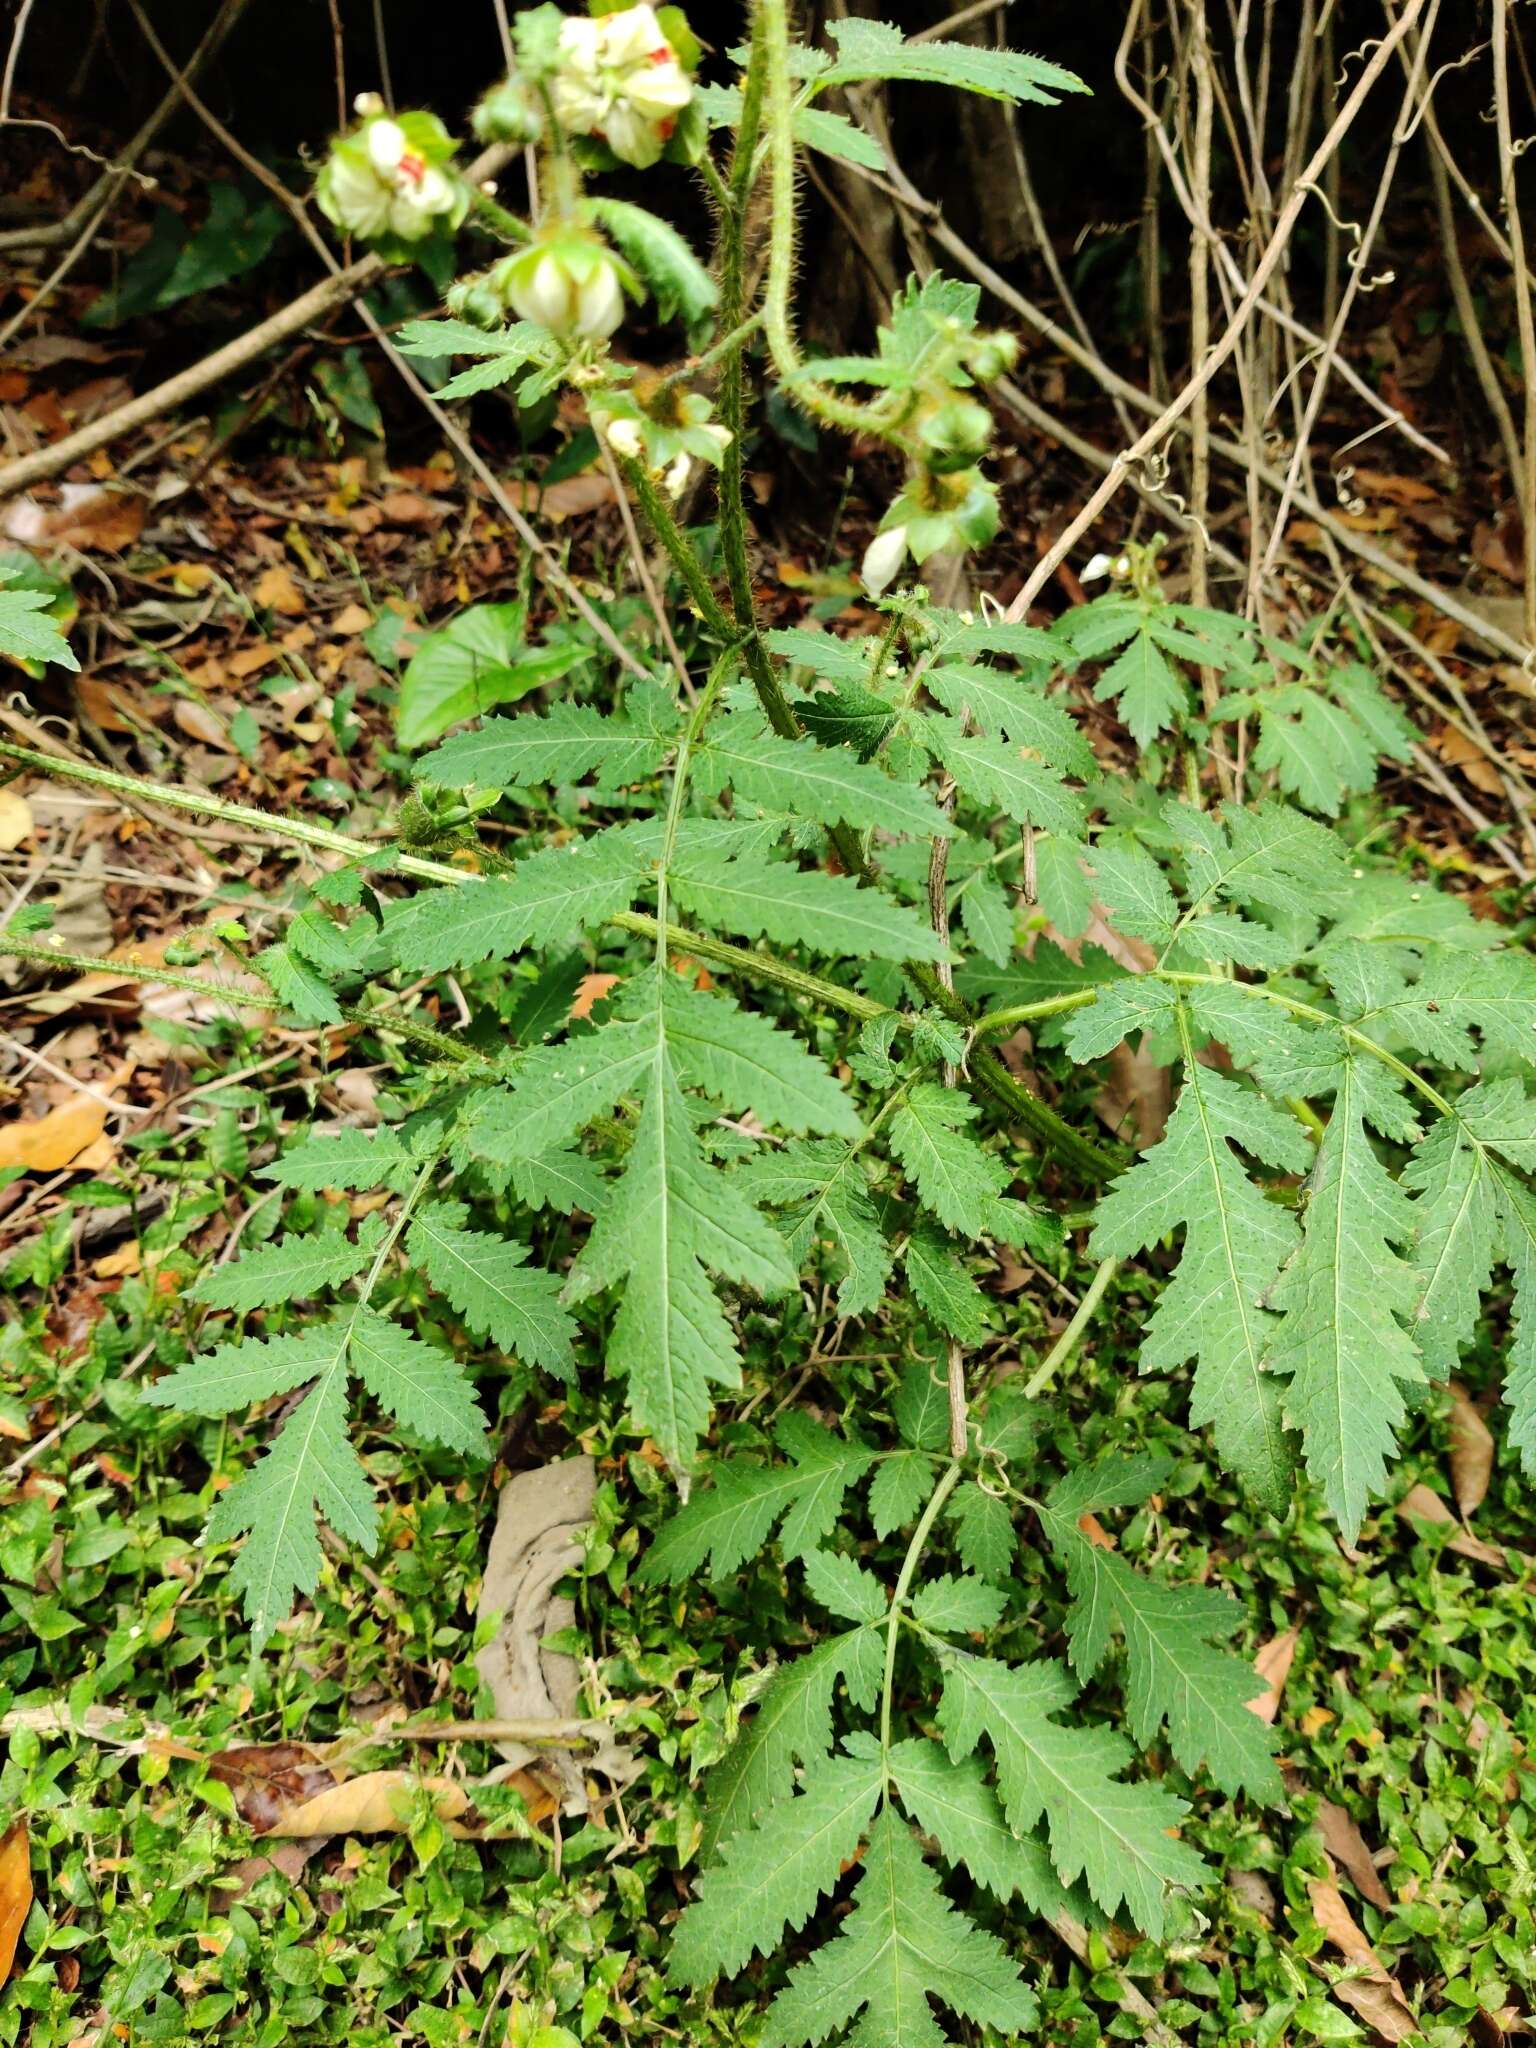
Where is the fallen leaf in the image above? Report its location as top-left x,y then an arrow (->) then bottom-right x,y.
0,1091 -> 108,1172
226,645 -> 280,679
1093,1035 -> 1170,1147
570,972 -> 620,1021
3,482 -> 144,551
0,1821 -> 29,1985
1448,1381 -> 1494,1518
261,1770 -> 471,1837
0,788 -> 32,851
1247,1626 -> 1299,1724
171,700 -> 236,751
253,564 -> 304,616
92,1243 -> 142,1279
209,1743 -> 337,1831
1433,724 -> 1504,799
377,489 -> 451,527
1396,1481 -> 1506,1568
76,676 -> 147,732
1299,1705 -> 1336,1737
1229,1867 -> 1277,1921
1308,1876 -> 1418,2042
1316,1799 -> 1391,1909
501,472 -> 616,523
329,601 -> 372,635
1077,1511 -> 1115,1550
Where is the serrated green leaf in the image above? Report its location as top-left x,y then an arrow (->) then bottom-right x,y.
745,1137 -> 893,1318
1088,1029 -> 1305,1505
888,1737 -> 1076,1915
946,1479 -> 1015,1580
417,689 -> 680,792
387,833 -> 649,971
904,1225 -> 989,1344
700,1628 -> 875,1861
1401,1117 -> 1499,1381
868,1449 -> 935,1537
697,718 -> 951,839
821,16 -> 1086,104
640,1414 -> 874,1581
566,1051 -> 794,1473
926,664 -> 1095,775
190,1222 -> 380,1314
762,1805 -> 1037,2048
655,975 -> 861,1137
803,1549 -> 887,1624
587,196 -> 716,324
1041,1477 -> 1278,1797
910,1571 -> 1006,1634
406,1202 -> 575,1379
346,1307 -> 488,1458
938,1651 -> 1207,1936
205,1342 -> 375,1652
928,726 -> 1084,835
889,1083 -> 1010,1237
669,852 -> 947,962
260,1126 -> 418,1194
1267,1058 -> 1426,1538
1093,629 -> 1187,747
670,1750 -> 885,1985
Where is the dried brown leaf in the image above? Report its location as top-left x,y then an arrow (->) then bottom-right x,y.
1448,1381 -> 1494,1518
1247,1626 -> 1299,1724
0,1091 -> 108,1173
1396,1482 -> 1506,1569
1316,1799 -> 1391,1909
0,1821 -> 29,1985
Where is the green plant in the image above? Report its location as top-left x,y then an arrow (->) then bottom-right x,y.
8,2 -> 1535,2036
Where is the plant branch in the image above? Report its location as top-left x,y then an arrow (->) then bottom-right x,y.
1001,0 -> 1426,623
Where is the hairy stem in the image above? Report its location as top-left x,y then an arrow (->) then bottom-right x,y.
880,1458 -> 963,1768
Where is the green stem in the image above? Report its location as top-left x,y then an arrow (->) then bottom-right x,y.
653,647 -> 736,956
0,742 -> 464,886
0,932 -> 488,1067
880,1458 -> 963,1768
1021,1256 -> 1119,1399
467,187 -> 530,244
756,0 -> 887,437
973,991 -> 1102,1036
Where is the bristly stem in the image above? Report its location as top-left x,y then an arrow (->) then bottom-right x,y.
1021,1256 -> 1119,1399
880,1458 -> 963,1771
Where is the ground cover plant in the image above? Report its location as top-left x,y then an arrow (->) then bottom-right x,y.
1,1 -> 1535,2043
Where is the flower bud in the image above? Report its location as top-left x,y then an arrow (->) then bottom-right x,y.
861,525 -> 909,599
471,75 -> 545,147
965,330 -> 1019,381
503,230 -> 629,340
918,397 -> 992,473
353,91 -> 384,118
663,452 -> 691,498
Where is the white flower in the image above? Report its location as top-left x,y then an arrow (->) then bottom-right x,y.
861,525 -> 909,599
506,239 -> 626,340
603,416 -> 646,460
319,114 -> 460,243
663,452 -> 691,498
553,2 -> 692,169
698,422 -> 734,455
1081,552 -> 1114,583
